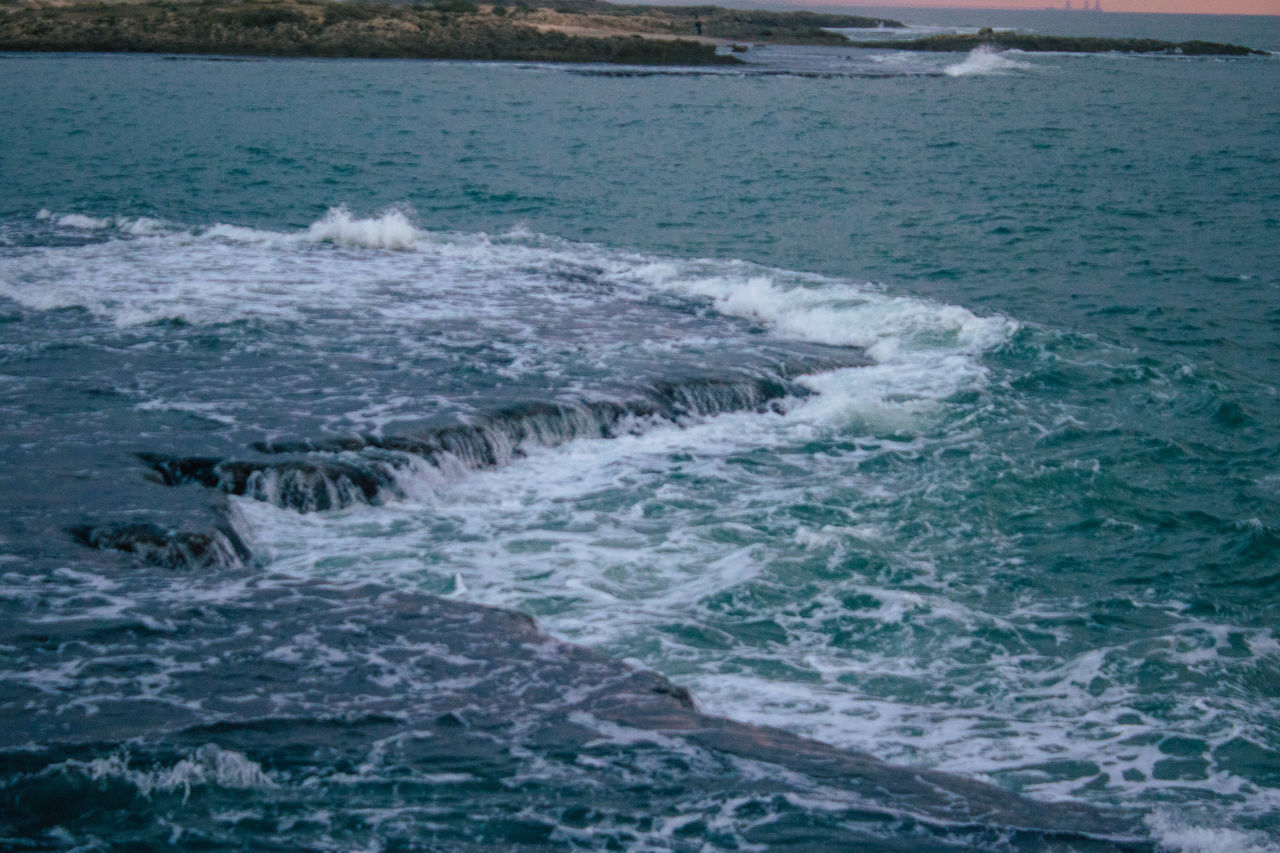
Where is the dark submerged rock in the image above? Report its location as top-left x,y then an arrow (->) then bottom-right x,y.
0,575 -> 1154,849
69,516 -> 249,569
51,355 -> 1155,847
137,358 -> 869,513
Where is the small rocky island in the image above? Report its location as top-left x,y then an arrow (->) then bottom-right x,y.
0,0 -> 901,65
847,30 -> 1267,56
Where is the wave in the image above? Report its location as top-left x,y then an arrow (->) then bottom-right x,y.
34,204 -> 423,249
627,256 -> 1017,434
629,259 -> 1012,359
13,206 -> 1012,526
1146,810 -> 1277,853
300,206 -> 422,250
945,45 -> 1032,77
138,356 -> 866,514
2,206 -> 1013,374
33,744 -> 274,801
35,207 -> 166,235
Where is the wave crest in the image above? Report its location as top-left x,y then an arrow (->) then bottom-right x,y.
52,744 -> 274,801
302,206 -> 422,250
37,208 -> 165,234
945,46 -> 1029,77
632,264 -> 1011,360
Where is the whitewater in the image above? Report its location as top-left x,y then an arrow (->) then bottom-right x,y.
3,11 -> 1279,851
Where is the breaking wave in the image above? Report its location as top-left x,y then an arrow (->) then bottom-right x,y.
3,206 -> 1013,406
945,45 -> 1032,77
301,206 -> 422,250
38,745 -> 274,800
138,359 -> 864,514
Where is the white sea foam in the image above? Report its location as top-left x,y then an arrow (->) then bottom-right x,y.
945,46 -> 1031,77
235,378 -> 1280,825
58,744 -> 274,801
0,211 -> 1015,434
626,258 -> 1016,431
1147,810 -> 1277,853
45,211 -> 166,233
121,216 -> 165,235
30,205 -> 1279,827
629,262 -> 1013,358
301,206 -> 423,250
57,213 -> 114,230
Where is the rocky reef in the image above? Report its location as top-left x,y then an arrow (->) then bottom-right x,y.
519,1 -> 902,45
847,32 -> 1267,56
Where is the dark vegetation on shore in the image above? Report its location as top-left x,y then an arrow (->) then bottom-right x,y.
0,0 -> 726,63
847,31 -> 1267,56
0,0 -> 900,63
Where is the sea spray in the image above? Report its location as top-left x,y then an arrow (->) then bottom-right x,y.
944,45 -> 1031,77
302,205 -> 422,250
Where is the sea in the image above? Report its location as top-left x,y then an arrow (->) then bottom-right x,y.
1,6 -> 1278,851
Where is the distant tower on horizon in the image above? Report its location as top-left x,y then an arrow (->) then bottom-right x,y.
1064,0 -> 1071,9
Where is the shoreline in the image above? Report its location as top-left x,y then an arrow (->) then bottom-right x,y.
0,0 -> 900,65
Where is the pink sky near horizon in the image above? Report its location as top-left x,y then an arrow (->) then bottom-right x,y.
818,0 -> 1280,14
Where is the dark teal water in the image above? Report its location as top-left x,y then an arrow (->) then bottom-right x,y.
1,11 -> 1278,851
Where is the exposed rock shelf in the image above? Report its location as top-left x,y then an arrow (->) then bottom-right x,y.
847,32 -> 1267,56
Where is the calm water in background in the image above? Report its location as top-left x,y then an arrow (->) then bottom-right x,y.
1,9 -> 1279,851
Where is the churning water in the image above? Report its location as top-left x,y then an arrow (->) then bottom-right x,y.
2,11 -> 1279,850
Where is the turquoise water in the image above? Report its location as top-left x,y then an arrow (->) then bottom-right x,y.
1,11 -> 1279,851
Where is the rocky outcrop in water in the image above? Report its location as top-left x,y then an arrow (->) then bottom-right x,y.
137,357 -> 868,514
69,519 -> 250,570
846,32 -> 1267,56
0,574 -> 1153,849
517,0 -> 902,45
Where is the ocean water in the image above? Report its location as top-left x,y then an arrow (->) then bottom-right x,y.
1,9 -> 1279,851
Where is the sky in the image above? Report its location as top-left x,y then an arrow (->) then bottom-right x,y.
821,0 -> 1279,12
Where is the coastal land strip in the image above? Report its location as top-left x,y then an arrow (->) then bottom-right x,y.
2,0 -> 1264,64
0,0 -> 897,65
